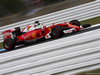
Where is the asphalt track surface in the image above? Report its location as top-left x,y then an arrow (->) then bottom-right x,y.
0,25 -> 100,54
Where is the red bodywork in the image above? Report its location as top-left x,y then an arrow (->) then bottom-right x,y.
2,22 -> 83,42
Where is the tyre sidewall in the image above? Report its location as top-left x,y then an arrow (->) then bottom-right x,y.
70,20 -> 80,27
3,38 -> 15,50
51,26 -> 63,38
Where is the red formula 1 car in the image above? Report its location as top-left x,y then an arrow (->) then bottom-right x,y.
2,20 -> 91,50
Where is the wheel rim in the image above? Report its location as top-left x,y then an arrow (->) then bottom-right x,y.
71,22 -> 76,25
4,41 -> 10,49
52,29 -> 59,37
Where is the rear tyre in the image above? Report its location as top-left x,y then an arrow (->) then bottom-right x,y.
3,38 -> 16,50
51,26 -> 63,38
69,20 -> 81,27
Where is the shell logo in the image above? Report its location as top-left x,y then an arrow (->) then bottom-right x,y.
32,33 -> 36,38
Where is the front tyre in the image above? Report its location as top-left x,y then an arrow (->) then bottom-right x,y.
82,24 -> 91,28
69,20 -> 81,27
3,38 -> 16,50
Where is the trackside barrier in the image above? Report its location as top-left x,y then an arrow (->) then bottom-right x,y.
56,64 -> 100,75
32,58 -> 100,75
0,24 -> 100,75
0,0 -> 100,42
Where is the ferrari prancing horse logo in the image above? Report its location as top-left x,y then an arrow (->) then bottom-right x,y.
28,36 -> 31,39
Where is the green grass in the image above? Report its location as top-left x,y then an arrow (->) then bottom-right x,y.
0,42 -> 3,49
0,16 -> 100,49
75,69 -> 100,75
81,16 -> 100,25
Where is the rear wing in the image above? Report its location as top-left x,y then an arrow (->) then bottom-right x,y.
2,29 -> 14,40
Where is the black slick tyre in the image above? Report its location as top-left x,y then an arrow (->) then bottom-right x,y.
51,26 -> 63,38
82,24 -> 91,28
3,38 -> 16,50
70,20 -> 81,27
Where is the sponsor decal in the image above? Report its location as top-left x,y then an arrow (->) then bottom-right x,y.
27,27 -> 30,31
27,25 -> 32,31
63,28 -> 75,33
32,33 -> 36,38
24,36 -> 27,39
45,33 -> 51,39
49,27 -> 51,31
28,36 -> 31,39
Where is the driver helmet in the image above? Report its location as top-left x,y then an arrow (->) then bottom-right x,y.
34,21 -> 40,26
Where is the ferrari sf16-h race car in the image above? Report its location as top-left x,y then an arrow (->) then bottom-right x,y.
2,20 -> 91,50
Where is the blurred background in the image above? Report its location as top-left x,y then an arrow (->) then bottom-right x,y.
0,0 -> 94,27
